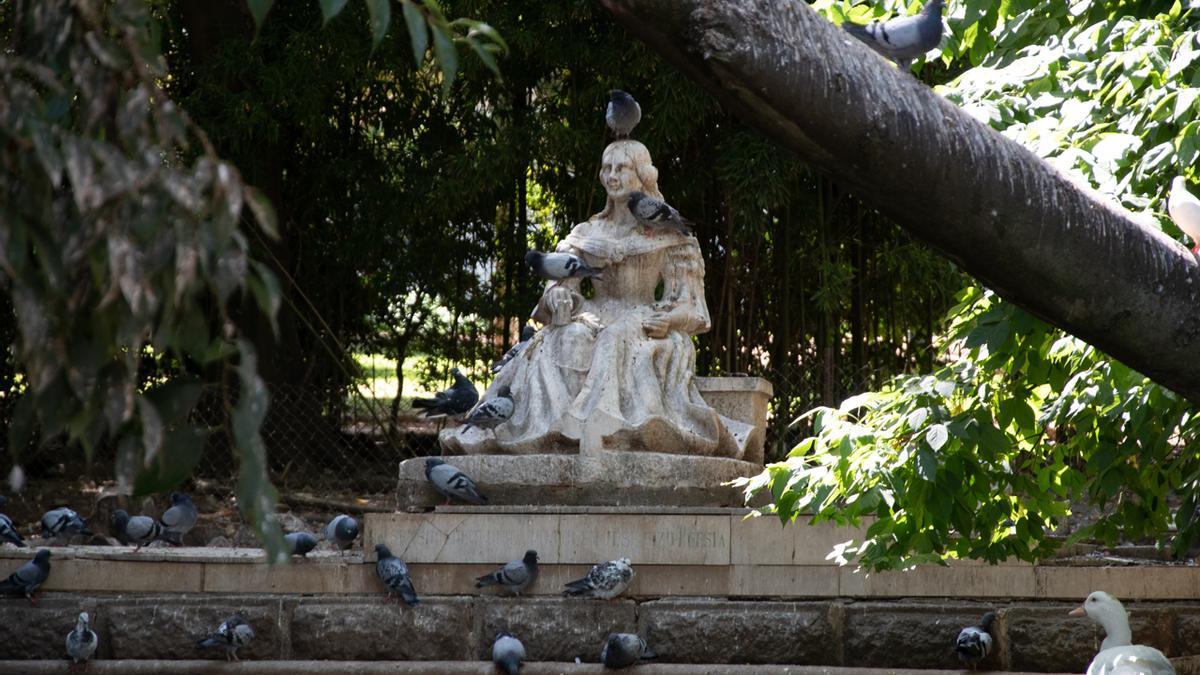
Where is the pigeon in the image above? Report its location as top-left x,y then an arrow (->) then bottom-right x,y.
475,549 -> 538,596
627,191 -> 694,237
112,508 -> 163,550
492,631 -> 526,675
40,507 -> 91,541
375,544 -> 419,606
492,324 -> 537,373
425,458 -> 488,505
157,491 -> 198,545
1169,175 -> 1200,254
0,549 -> 51,604
954,611 -> 996,670
461,386 -> 515,434
525,250 -> 604,282
196,614 -> 255,662
606,90 -> 641,139
65,611 -> 98,673
0,496 -> 26,547
284,532 -> 319,558
601,633 -> 655,669
842,0 -> 945,71
412,367 -> 480,418
563,557 -> 634,600
324,514 -> 359,551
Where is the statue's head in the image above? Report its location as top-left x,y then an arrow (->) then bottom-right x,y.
599,140 -> 660,202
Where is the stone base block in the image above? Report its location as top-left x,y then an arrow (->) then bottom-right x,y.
397,452 -> 761,507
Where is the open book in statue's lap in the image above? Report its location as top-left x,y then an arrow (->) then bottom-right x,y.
441,140 -> 751,459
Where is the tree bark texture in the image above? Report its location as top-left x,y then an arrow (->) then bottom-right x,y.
599,0 -> 1200,404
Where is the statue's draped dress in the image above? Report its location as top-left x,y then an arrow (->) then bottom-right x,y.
442,218 -> 748,458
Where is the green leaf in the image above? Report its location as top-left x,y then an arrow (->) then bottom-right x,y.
431,23 -> 458,95
244,186 -> 279,239
7,395 -> 36,460
916,447 -> 938,482
401,1 -> 430,66
926,423 -> 949,451
318,0 -> 350,24
144,377 -> 203,425
132,427 -> 205,497
366,0 -> 392,48
247,0 -> 275,30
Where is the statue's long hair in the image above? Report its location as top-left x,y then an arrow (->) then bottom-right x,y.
594,140 -> 664,222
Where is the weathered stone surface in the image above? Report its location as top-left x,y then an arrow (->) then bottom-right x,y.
477,596 -> 637,662
694,377 -> 773,465
730,515 -> 870,566
639,599 -> 836,664
291,598 -> 473,660
1005,604 -> 1175,672
1173,607 -> 1200,658
101,598 -> 286,660
0,598 -> 98,659
843,603 -> 995,670
1035,565 -> 1200,600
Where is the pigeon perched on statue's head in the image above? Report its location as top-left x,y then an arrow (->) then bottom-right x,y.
606,90 -> 641,139
842,0 -> 945,71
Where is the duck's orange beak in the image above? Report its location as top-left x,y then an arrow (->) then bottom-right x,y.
1068,607 -> 1086,617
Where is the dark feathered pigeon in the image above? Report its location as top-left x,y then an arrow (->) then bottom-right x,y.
158,491 -> 198,545
425,458 -> 487,505
606,90 -> 641,139
0,549 -> 51,604
462,386 -> 515,434
197,614 -> 255,662
375,544 -> 419,606
492,324 -> 537,373
284,532 -> 319,558
601,632 -> 655,669
492,631 -> 526,675
412,368 -> 480,418
842,0 -> 945,71
65,611 -> 97,672
476,549 -> 538,596
955,611 -> 995,670
627,191 -> 693,237
525,250 -> 604,282
40,507 -> 91,541
324,514 -> 359,551
0,496 -> 25,547
563,557 -> 634,600
112,508 -> 163,550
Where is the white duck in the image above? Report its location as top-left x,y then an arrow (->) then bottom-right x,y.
1069,591 -> 1176,675
1168,176 -> 1200,254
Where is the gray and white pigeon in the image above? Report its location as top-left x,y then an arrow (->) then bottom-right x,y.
0,495 -> 26,547
462,386 -> 515,434
492,631 -> 526,675
492,324 -> 537,373
413,367 -> 480,418
563,557 -> 634,600
627,191 -> 694,237
196,614 -> 255,662
375,544 -> 419,606
0,549 -> 51,605
324,514 -> 359,551
40,507 -> 91,540
425,458 -> 488,505
158,491 -> 198,545
112,509 -> 163,550
284,532 -> 319,558
842,0 -> 945,71
954,611 -> 995,670
606,90 -> 641,139
65,611 -> 97,672
1169,175 -> 1200,253
475,549 -> 538,596
601,633 -> 655,669
525,250 -> 604,283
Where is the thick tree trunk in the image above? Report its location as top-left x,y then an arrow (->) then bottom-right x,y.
599,0 -> 1200,404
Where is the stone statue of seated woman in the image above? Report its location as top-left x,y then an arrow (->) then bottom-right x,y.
441,139 -> 753,459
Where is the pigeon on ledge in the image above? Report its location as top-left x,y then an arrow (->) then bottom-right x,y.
325,514 -> 359,551
462,386 -> 515,434
375,544 -> 420,606
954,611 -> 995,670
601,633 -> 656,669
157,491 -> 198,546
492,631 -> 526,675
0,496 -> 26,547
476,549 -> 538,596
197,614 -> 255,662
0,549 -> 51,605
563,557 -> 634,600
425,458 -> 488,505
112,509 -> 163,550
40,507 -> 90,541
65,611 -> 98,673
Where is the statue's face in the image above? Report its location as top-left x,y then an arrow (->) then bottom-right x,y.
599,148 -> 643,200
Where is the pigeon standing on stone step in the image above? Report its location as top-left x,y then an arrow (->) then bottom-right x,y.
1169,175 -> 1200,254
196,614 -> 255,662
112,508 -> 163,550
425,458 -> 488,505
606,90 -> 641,139
157,491 -> 198,546
492,631 -> 526,675
475,549 -> 538,596
601,633 -> 656,669
563,557 -> 634,600
40,507 -> 91,542
65,611 -> 97,672
284,532 -> 319,558
0,549 -> 51,605
324,514 -> 359,551
375,544 -> 420,606
627,191 -> 694,237
492,324 -> 537,373
412,368 -> 480,418
461,386 -> 515,434
0,496 -> 25,548
954,611 -> 996,670
842,0 -> 945,71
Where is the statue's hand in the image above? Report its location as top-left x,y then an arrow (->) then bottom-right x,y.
575,312 -> 605,332
642,313 -> 672,339
544,285 -> 576,326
